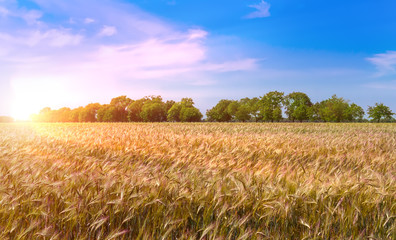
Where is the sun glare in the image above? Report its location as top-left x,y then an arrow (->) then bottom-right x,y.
11,78 -> 71,121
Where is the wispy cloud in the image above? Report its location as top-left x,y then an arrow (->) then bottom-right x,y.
0,3 -> 43,25
99,25 -> 117,37
21,9 -> 43,25
1,0 -> 258,117
0,6 -> 9,17
187,29 -> 208,40
0,29 -> 83,47
246,1 -> 271,19
366,51 -> 396,76
84,18 -> 95,24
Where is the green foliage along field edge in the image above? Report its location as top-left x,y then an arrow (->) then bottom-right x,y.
23,92 -> 396,123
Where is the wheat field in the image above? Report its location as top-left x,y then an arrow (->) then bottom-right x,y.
0,123 -> 395,239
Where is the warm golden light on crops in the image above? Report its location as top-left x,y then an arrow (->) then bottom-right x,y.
0,122 -> 395,239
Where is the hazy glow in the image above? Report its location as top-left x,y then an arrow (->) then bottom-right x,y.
11,77 -> 71,120
0,0 -> 395,118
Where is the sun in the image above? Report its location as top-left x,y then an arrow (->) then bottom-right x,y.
11,77 -> 71,121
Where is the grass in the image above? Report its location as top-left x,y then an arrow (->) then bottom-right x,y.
0,122 -> 395,239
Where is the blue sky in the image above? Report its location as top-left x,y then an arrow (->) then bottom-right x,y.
0,0 -> 395,119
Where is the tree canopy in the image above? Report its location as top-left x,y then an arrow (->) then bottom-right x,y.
168,98 -> 202,122
368,103 -> 395,123
284,92 -> 312,122
259,91 -> 284,122
31,92 -> 395,123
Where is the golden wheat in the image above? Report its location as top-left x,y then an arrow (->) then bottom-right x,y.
0,123 -> 395,239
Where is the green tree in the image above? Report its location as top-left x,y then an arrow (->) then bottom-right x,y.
141,103 -> 166,122
226,99 -> 252,122
167,98 -> 202,122
246,97 -> 261,122
127,98 -> 147,122
283,92 -> 312,122
97,105 -> 116,122
317,95 -> 350,122
110,96 -> 132,122
167,103 -> 182,122
345,103 -> 365,122
79,103 -> 101,122
206,99 -> 233,122
307,103 -> 320,122
165,100 -> 176,112
259,91 -> 284,122
226,101 -> 240,121
180,107 -> 202,122
235,104 -> 251,122
140,96 -> 167,122
367,103 -> 395,122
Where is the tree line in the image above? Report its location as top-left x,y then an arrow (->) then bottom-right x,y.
30,96 -> 202,123
207,92 -> 394,123
27,91 -> 395,123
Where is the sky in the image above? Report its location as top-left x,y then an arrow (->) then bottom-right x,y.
0,0 -> 396,120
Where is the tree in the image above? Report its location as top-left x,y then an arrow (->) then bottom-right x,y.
141,103 -> 166,122
226,101 -> 240,121
345,103 -> 365,122
70,107 -> 83,122
110,96 -> 132,122
283,92 -> 312,122
127,98 -> 147,122
37,107 -> 54,122
97,105 -> 116,122
79,103 -> 101,122
227,99 -> 252,122
165,100 -> 176,113
56,107 -> 72,122
206,99 -> 233,122
317,95 -> 350,122
307,103 -> 320,122
259,91 -> 284,122
180,107 -> 203,122
246,97 -> 261,122
167,98 -> 202,122
167,103 -> 182,122
140,96 -> 167,122
367,103 -> 395,122
235,104 -> 251,122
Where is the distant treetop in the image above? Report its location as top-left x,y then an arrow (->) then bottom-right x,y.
32,93 -> 395,123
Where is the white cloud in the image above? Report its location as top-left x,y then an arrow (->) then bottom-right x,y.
0,3 -> 43,25
0,29 -> 83,47
366,51 -> 396,76
84,17 -> 95,24
188,29 -> 207,40
0,6 -> 9,17
0,0 -> 260,118
98,25 -> 117,37
22,9 -> 43,25
246,1 -> 271,19
30,0 -> 173,39
43,29 -> 83,47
